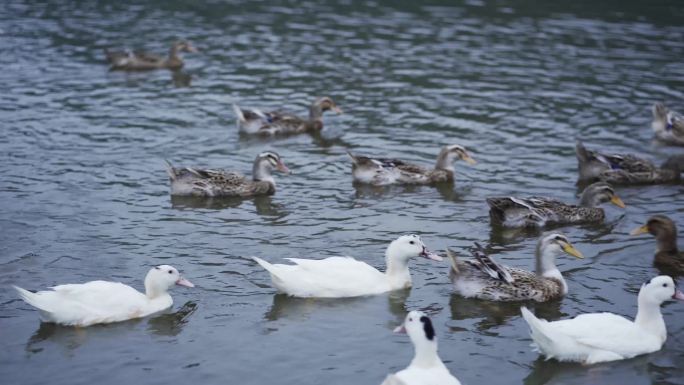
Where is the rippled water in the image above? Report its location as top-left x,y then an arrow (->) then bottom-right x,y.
1,1 -> 683,384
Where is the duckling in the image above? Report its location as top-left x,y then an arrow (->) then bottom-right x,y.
164,151 -> 290,197
575,140 -> 680,185
348,144 -> 476,186
487,182 -> 625,228
652,103 -> 684,146
630,215 -> 684,275
105,41 -> 197,71
448,233 -> 584,302
232,97 -> 342,135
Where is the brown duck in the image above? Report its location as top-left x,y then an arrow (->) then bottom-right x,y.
232,97 -> 342,135
631,215 -> 684,275
105,41 -> 197,71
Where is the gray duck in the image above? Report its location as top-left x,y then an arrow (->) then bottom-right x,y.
448,233 -> 584,302
164,151 -> 290,197
487,182 -> 625,228
232,97 -> 342,135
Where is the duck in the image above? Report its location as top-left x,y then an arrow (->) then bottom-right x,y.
105,40 -> 197,71
381,311 -> 461,385
448,233 -> 584,302
652,102 -> 684,146
348,144 -> 476,186
521,275 -> 684,364
630,215 -> 684,274
575,140 -> 680,185
14,265 -> 194,327
487,182 -> 625,228
164,151 -> 290,197
232,97 -> 342,135
252,235 -> 443,298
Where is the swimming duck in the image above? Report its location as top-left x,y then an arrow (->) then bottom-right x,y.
521,275 -> 684,364
105,41 -> 197,71
630,215 -> 684,274
575,140 -> 680,185
253,235 -> 442,298
232,97 -> 342,135
164,151 -> 290,197
381,311 -> 462,385
487,182 -> 625,228
652,103 -> 684,146
14,265 -> 194,327
448,233 -> 583,302
348,144 -> 476,186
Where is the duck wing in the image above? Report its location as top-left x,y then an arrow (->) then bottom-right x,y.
467,244 -> 514,283
487,196 -> 566,227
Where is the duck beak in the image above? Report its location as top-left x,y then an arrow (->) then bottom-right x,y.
561,242 -> 584,259
332,106 -> 343,114
610,195 -> 626,208
393,324 -> 407,334
186,44 -> 198,53
176,277 -> 195,288
276,160 -> 291,174
673,289 -> 684,301
630,224 -> 649,236
420,246 -> 443,261
463,154 -> 477,166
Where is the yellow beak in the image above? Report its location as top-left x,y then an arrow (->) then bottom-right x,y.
610,195 -> 625,209
463,155 -> 477,166
629,224 -> 649,236
561,242 -> 584,259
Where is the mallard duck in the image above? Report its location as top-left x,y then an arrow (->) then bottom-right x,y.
448,233 -> 584,302
14,265 -> 194,327
630,215 -> 684,274
521,276 -> 684,364
348,144 -> 476,186
232,97 -> 342,135
381,311 -> 462,385
652,103 -> 684,146
487,182 -> 624,228
105,41 -> 197,71
252,235 -> 442,298
164,151 -> 290,197
575,140 -> 680,185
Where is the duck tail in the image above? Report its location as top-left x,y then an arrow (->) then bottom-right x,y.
520,307 -> 554,356
164,160 -> 177,180
575,140 -> 590,164
232,104 -> 246,123
14,285 -> 52,313
446,248 -> 459,274
253,257 -> 274,272
347,151 -> 359,165
653,102 -> 668,119
486,197 -> 507,222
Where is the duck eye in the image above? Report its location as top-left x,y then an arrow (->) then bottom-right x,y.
168,270 -> 173,274
408,318 -> 412,321
663,283 -> 668,287
409,241 -> 415,245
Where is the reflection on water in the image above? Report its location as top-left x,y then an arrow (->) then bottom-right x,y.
170,194 -> 286,216
449,295 -> 564,331
147,301 -> 198,336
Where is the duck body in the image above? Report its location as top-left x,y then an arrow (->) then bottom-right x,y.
381,311 -> 461,385
349,145 -> 475,186
449,234 -> 583,302
165,151 -> 289,198
520,276 -> 684,364
253,235 -> 442,298
576,140 -> 679,185
14,265 -> 193,327
487,182 -> 624,228
105,41 -> 197,71
233,97 -> 341,135
652,103 -> 684,146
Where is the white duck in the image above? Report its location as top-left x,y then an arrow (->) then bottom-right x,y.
253,235 -> 442,298
14,265 -> 194,327
521,275 -> 684,364
381,311 -> 461,385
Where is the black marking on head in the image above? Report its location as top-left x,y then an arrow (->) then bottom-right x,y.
420,316 -> 435,341
155,266 -> 161,270
552,234 -> 568,243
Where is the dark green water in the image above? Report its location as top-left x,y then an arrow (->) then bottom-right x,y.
1,1 -> 683,384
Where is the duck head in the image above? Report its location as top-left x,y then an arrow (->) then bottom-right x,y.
253,151 -> 291,183
145,265 -> 194,299
172,40 -> 198,54
309,97 -> 342,120
630,215 -> 678,252
394,311 -> 441,367
386,235 -> 443,264
536,232 -> 583,269
435,144 -> 476,172
640,276 -> 684,305
578,182 -> 625,208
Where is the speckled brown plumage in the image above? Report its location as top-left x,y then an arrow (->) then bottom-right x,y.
105,41 -> 197,71
631,215 -> 684,276
234,97 -> 341,135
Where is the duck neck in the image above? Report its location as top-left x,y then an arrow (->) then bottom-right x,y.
144,276 -> 170,300
410,338 -> 442,368
385,250 -> 411,289
535,246 -> 567,294
655,228 -> 679,254
635,292 -> 666,342
168,44 -> 180,60
253,161 -> 275,186
308,103 -> 324,121
434,149 -> 455,172
578,190 -> 599,207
